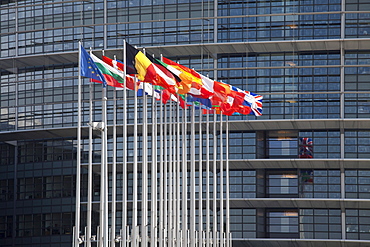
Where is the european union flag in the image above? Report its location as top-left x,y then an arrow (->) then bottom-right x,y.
79,45 -> 107,87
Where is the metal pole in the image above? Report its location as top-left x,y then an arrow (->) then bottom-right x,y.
151,84 -> 158,247
190,105 -> 196,246
142,49 -> 149,247
159,93 -> 164,246
132,73 -> 139,246
212,112 -> 217,246
75,42 -> 83,247
219,115 -> 223,247
225,116 -> 230,247
198,107 -> 203,244
86,73 -> 94,247
102,86 -> 109,247
111,87 -> 117,246
205,110 -> 210,247
122,40 -> 128,246
176,96 -> 181,246
164,102 -> 168,245
168,99 -> 173,246
182,96 -> 188,247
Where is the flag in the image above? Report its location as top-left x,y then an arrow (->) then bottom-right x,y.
218,88 -> 249,116
101,55 -> 138,90
188,74 -> 214,99
301,170 -> 314,183
212,81 -> 231,104
161,57 -> 203,95
125,43 -> 177,94
79,45 -> 107,87
90,53 -> 137,90
299,137 -> 313,158
102,55 -> 124,72
137,82 -> 161,100
225,86 -> 252,115
245,92 -> 263,116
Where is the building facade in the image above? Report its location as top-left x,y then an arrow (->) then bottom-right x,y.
1,0 -> 370,246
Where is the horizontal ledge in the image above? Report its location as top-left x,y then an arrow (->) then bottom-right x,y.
234,239 -> 370,247
1,118 -> 369,141
145,39 -> 370,57
76,198 -> 370,210
1,39 -> 370,70
231,198 -> 370,209
228,158 -> 370,170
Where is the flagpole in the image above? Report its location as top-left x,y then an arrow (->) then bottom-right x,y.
151,84 -> 158,247
176,95 -> 181,246
132,72 -> 139,247
75,41 -> 82,247
159,92 -> 164,246
86,68 -> 94,247
205,109 -> 210,247
198,106 -> 203,246
168,98 -> 174,247
225,116 -> 230,247
220,114 -> 224,247
190,104 -> 196,246
142,49 -> 149,247
173,99 -> 178,247
122,40 -> 128,246
182,94 -> 188,247
163,101 -> 168,246
212,112 -> 217,246
102,78 -> 109,247
111,86 -> 117,246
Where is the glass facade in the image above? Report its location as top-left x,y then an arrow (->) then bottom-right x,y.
1,0 -> 370,246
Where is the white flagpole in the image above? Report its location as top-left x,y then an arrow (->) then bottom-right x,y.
122,40 -> 128,246
225,116 -> 230,247
176,96 -> 181,246
102,76 -> 109,247
168,99 -> 173,246
219,114 -> 224,247
86,69 -> 94,247
159,92 -> 164,246
142,49 -> 149,247
132,72 -> 139,247
212,112 -> 217,246
172,100 -> 178,247
111,85 -> 117,246
182,96 -> 188,247
151,85 -> 158,247
198,106 -> 203,245
205,110 -> 210,247
163,102 -> 168,245
75,41 -> 83,247
190,105 -> 196,246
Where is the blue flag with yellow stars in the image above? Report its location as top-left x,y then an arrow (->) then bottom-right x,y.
79,45 -> 107,87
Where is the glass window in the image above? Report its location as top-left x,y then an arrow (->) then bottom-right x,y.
267,171 -> 298,197
268,210 -> 299,238
346,209 -> 370,240
345,170 -> 370,198
268,131 -> 298,158
300,209 -> 341,239
230,170 -> 256,198
345,131 -> 370,158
